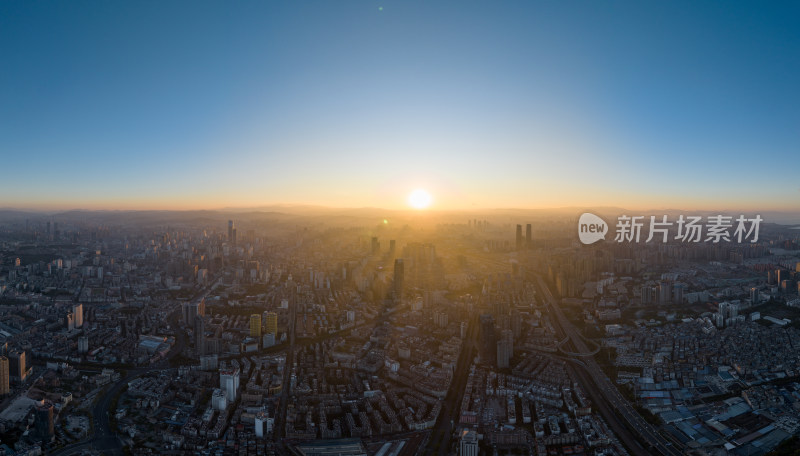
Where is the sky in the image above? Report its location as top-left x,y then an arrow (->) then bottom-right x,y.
1,1 -> 799,211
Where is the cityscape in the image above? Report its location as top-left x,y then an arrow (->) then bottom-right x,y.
2,1 -> 800,456
0,210 -> 799,455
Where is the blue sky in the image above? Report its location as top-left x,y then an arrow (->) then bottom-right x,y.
1,1 -> 798,210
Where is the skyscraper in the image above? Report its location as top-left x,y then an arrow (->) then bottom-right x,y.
250,314 -> 262,338
526,223 -> 532,247
228,220 -> 234,242
196,316 -> 206,356
8,349 -> 26,383
220,368 -> 240,402
264,312 -> 278,336
35,401 -> 55,441
0,356 -> 9,396
480,314 -> 496,366
497,329 -> 513,369
78,336 -> 89,354
72,303 -> 83,328
515,224 -> 523,250
183,300 -> 205,328
183,302 -> 198,328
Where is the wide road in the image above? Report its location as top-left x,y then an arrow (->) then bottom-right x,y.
535,275 -> 682,456
424,314 -> 478,455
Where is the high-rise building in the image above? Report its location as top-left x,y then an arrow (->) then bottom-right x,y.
501,329 -> 514,354
250,314 -> 262,338
78,336 -> 89,354
196,316 -> 206,356
526,223 -> 532,247
255,411 -> 273,438
459,429 -> 479,456
389,239 -> 396,256
228,220 -> 234,242
72,303 -> 83,328
211,388 -> 227,411
497,333 -> 512,369
35,401 -> 55,441
9,349 -> 26,383
264,312 -> 278,336
777,269 -> 790,286
480,314 -> 496,366
751,287 -> 759,305
515,224 -> 523,250
183,301 -> 204,328
219,368 -> 240,402
659,281 -> 672,304
371,237 -> 379,255
393,259 -> 404,300
66,312 -> 75,331
0,356 -> 9,396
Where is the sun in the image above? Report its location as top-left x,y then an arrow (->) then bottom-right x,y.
408,189 -> 432,209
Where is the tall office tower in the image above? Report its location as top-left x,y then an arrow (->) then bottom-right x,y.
515,224 -> 523,250
501,329 -> 514,354
78,336 -> 89,354
393,259 -> 404,300
72,303 -> 83,328
371,237 -> 379,255
35,401 -> 55,441
198,298 -> 206,317
497,338 -> 511,369
480,314 -> 496,366
459,429 -> 479,456
196,316 -> 206,356
182,302 -> 199,328
658,281 -> 672,304
219,368 -> 240,402
228,220 -> 234,242
751,287 -> 759,305
389,240 -> 396,256
66,312 -> 75,331
526,223 -> 532,246
264,312 -> 278,335
0,356 -> 9,396
250,314 -> 262,338
9,349 -> 26,383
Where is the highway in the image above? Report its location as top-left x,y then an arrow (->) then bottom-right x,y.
535,275 -> 682,456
